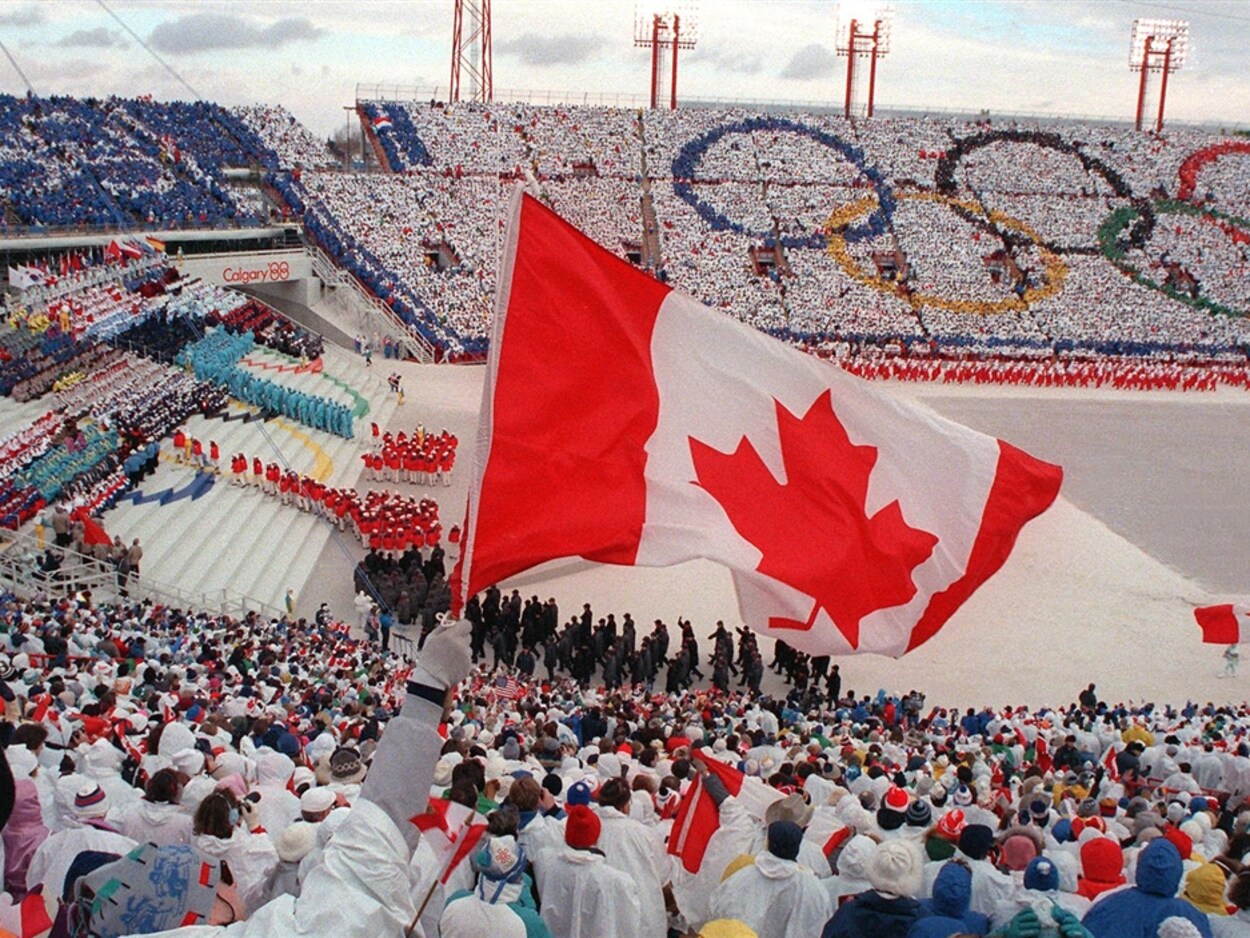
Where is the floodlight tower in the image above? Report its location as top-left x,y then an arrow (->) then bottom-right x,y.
634,4 -> 699,110
836,4 -> 893,119
1129,18 -> 1188,133
451,0 -> 493,103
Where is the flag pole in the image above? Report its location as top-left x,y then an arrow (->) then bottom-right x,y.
406,812 -> 475,936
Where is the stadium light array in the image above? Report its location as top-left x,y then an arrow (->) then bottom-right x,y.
1129,18 -> 1189,133
633,3 -> 700,110
835,3 -> 894,119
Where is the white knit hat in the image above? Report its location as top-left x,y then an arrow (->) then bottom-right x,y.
868,839 -> 925,899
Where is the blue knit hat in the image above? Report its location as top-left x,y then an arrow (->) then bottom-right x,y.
1024,855 -> 1059,892
567,780 -> 593,806
1052,818 -> 1074,843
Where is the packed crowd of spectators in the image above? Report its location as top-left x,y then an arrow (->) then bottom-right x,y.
0,95 -> 274,232
233,104 -> 334,172
838,355 -> 1250,391
1,588 -> 1250,937
0,254 -> 335,536
5,93 -> 1250,375
288,101 -> 1250,371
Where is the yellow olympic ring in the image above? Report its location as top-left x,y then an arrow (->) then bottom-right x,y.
825,192 -> 1068,315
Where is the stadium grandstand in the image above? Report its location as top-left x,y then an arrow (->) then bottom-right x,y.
3,92 -> 1249,370
2,2 -> 1250,936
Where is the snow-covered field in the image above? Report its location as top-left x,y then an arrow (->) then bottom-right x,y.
344,360 -> 1250,710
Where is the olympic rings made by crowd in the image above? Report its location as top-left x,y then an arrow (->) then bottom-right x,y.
934,128 -> 1156,255
825,192 -> 1068,315
1176,141 -> 1250,203
1098,199 -> 1250,320
669,116 -> 896,248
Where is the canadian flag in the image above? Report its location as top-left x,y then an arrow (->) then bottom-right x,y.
1194,604 -> 1250,644
452,192 -> 1062,657
411,796 -> 488,884
668,754 -> 782,873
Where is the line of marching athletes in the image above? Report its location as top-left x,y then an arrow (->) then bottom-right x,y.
225,449 -> 444,553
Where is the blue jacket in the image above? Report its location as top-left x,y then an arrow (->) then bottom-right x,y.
912,863 -> 988,937
1081,839 -> 1213,938
823,890 -> 925,938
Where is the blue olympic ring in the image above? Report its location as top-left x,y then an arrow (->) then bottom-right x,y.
669,117 -> 896,248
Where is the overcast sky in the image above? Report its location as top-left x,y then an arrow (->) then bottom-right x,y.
1,1 -> 1247,138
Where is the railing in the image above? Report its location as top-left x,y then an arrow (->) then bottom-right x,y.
353,83 -> 1241,131
0,526 -> 285,620
303,243 -> 436,363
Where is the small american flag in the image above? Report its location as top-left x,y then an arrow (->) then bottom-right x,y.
494,674 -> 521,699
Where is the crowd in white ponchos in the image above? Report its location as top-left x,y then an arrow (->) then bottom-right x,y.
3,587 -> 1250,937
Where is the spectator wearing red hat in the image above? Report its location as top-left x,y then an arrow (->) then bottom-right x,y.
1078,837 -> 1128,901
533,803 -> 641,938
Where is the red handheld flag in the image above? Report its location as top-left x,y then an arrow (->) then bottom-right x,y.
1194,605 -> 1250,645
667,756 -> 745,874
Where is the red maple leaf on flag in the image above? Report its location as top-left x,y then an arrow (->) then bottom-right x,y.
690,389 -> 939,648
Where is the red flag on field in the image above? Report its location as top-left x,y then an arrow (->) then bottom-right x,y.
1194,604 -> 1250,644
667,756 -> 745,874
452,191 -> 1062,657
104,240 -> 122,263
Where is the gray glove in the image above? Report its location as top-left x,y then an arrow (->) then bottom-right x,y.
411,616 -> 472,690
360,617 -> 471,855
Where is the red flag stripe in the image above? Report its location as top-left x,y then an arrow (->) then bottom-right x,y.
668,773 -> 704,862
440,823 -> 488,884
666,755 -> 747,874
454,191 -> 669,608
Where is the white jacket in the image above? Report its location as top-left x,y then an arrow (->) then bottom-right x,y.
440,892 -> 528,938
27,824 -> 137,896
710,853 -> 833,938
138,800 -> 422,938
114,799 -> 193,847
192,828 -> 280,914
595,806 -> 668,938
533,846 -> 642,938
517,811 -> 565,863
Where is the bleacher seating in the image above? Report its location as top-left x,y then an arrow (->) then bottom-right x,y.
306,101 -> 1250,367
3,93 -> 1249,370
0,94 -> 275,232
233,104 -> 334,170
